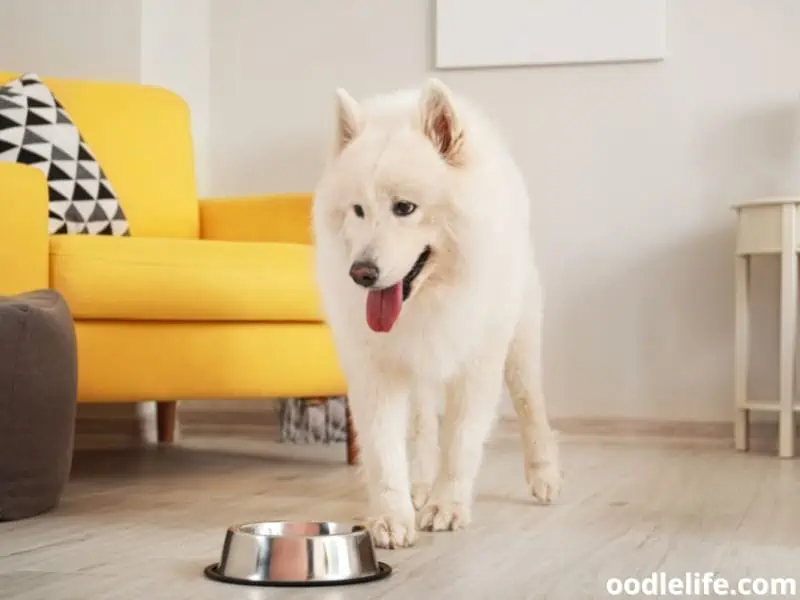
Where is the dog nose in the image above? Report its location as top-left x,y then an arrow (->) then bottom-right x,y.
349,261 -> 380,288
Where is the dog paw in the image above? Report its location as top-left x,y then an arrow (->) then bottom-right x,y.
527,462 -> 563,504
418,500 -> 471,532
367,514 -> 417,549
411,483 -> 432,511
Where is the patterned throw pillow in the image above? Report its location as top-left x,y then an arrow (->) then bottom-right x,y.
0,73 -> 129,235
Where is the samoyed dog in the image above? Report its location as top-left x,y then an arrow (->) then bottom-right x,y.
311,78 -> 562,549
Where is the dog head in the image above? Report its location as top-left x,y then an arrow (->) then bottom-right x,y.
314,79 -> 468,333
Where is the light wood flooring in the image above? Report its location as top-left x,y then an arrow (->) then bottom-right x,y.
1,426 -> 798,599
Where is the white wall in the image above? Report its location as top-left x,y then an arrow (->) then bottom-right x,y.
141,0 -> 211,195
0,0 -> 211,195
0,0 -> 142,81
208,0 -> 800,423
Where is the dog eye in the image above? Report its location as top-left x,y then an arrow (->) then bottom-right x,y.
353,204 -> 365,218
392,201 -> 417,217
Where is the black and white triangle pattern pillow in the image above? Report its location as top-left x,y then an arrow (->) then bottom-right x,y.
0,73 -> 130,235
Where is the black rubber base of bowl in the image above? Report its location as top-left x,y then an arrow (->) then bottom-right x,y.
203,562 -> 392,587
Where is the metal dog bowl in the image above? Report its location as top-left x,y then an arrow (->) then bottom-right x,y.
204,521 -> 392,587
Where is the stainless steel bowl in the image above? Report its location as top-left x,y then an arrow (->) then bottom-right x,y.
204,521 -> 392,587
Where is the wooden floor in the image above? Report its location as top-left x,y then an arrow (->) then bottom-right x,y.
1,426 -> 798,600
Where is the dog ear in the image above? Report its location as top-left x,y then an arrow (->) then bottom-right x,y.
419,78 -> 465,166
334,88 -> 362,153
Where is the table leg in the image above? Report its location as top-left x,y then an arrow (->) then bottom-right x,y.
734,254 -> 750,451
779,205 -> 797,458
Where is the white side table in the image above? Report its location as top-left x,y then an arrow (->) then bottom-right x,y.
733,198 -> 800,458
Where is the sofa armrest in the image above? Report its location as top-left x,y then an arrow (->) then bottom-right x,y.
199,192 -> 313,245
0,164 -> 50,295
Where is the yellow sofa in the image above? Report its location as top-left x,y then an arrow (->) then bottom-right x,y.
0,73 -> 351,454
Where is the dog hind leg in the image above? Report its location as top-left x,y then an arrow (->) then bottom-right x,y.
504,276 -> 563,503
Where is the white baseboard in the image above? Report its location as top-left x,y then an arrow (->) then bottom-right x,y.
75,402 -> 795,452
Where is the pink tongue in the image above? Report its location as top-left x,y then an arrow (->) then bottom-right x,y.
365,283 -> 403,333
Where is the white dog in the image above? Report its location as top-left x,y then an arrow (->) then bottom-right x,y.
311,78 -> 562,549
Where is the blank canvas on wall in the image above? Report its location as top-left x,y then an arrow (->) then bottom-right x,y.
435,0 -> 667,70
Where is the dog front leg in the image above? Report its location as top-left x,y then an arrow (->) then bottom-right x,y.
418,356 -> 505,532
348,376 -> 417,549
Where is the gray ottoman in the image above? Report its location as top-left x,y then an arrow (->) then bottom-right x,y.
0,290 -> 77,521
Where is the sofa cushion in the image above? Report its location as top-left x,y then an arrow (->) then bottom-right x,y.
50,236 -> 325,322
0,73 -> 129,236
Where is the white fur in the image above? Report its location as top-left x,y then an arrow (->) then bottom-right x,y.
311,79 -> 562,549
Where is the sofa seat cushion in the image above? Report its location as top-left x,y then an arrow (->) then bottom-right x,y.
50,235 -> 324,322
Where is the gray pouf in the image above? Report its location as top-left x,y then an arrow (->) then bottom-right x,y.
0,290 -> 77,521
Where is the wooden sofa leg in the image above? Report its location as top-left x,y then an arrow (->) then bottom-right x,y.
345,398 -> 360,466
156,401 -> 177,443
